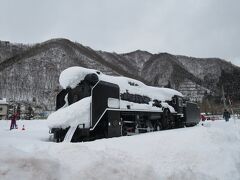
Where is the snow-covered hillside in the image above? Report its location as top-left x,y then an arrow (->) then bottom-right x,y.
1,38 -> 240,112
0,119 -> 240,180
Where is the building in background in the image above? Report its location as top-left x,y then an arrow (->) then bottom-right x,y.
0,98 -> 8,120
178,79 -> 210,102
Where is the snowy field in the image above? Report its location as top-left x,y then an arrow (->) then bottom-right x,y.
0,119 -> 240,180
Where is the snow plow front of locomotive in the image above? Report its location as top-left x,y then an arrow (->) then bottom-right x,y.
49,73 -> 99,142
49,127 -> 70,142
49,124 -> 90,142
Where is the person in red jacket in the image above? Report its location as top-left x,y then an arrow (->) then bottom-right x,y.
10,112 -> 19,130
201,114 -> 206,121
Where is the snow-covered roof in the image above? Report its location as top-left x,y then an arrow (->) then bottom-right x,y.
59,66 -> 183,101
0,98 -> 8,105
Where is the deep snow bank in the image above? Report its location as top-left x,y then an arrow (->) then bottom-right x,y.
0,119 -> 240,180
0,147 -> 62,180
48,97 -> 91,129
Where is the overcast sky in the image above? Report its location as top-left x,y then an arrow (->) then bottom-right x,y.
1,0 -> 240,66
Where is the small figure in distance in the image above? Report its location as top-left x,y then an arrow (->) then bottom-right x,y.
201,114 -> 206,121
10,112 -> 19,130
223,109 -> 231,122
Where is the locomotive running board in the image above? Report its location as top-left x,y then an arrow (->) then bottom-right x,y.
90,108 -> 163,131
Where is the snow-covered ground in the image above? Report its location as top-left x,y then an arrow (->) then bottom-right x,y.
0,119 -> 240,180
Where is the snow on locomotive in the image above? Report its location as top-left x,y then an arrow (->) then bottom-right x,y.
48,66 -> 200,142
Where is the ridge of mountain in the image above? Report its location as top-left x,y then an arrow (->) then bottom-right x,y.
142,53 -> 203,88
0,38 -> 239,112
175,55 -> 240,92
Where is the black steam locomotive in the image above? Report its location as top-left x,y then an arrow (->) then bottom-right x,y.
49,67 -> 200,142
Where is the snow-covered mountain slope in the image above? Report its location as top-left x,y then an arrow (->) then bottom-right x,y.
0,119 -> 240,180
121,50 -> 152,74
97,51 -> 139,76
1,38 -> 240,111
0,39 -> 140,110
141,53 -> 203,88
176,55 -> 240,91
176,55 -> 236,80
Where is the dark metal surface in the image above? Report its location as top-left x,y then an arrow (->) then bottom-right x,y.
184,102 -> 200,125
107,111 -> 121,138
91,81 -> 120,128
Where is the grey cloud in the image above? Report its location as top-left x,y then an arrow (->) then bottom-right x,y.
0,0 -> 239,66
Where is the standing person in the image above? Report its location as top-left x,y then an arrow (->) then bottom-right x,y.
10,112 -> 18,130
223,109 -> 231,122
201,114 -> 206,121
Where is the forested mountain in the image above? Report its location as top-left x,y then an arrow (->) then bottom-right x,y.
0,38 -> 239,112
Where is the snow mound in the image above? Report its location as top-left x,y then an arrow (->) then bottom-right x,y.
59,67 -> 98,89
55,145 -> 158,180
0,147 -> 62,180
48,97 -> 91,129
0,120 -> 240,179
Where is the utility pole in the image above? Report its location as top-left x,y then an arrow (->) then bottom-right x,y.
228,98 -> 234,114
222,85 -> 226,109
228,97 -> 236,123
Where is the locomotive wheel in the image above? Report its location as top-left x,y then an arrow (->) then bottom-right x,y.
121,124 -> 128,136
161,109 -> 171,129
153,120 -> 162,131
156,122 -> 162,131
175,118 -> 185,128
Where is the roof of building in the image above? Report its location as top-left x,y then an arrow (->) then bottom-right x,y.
0,98 -> 8,105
